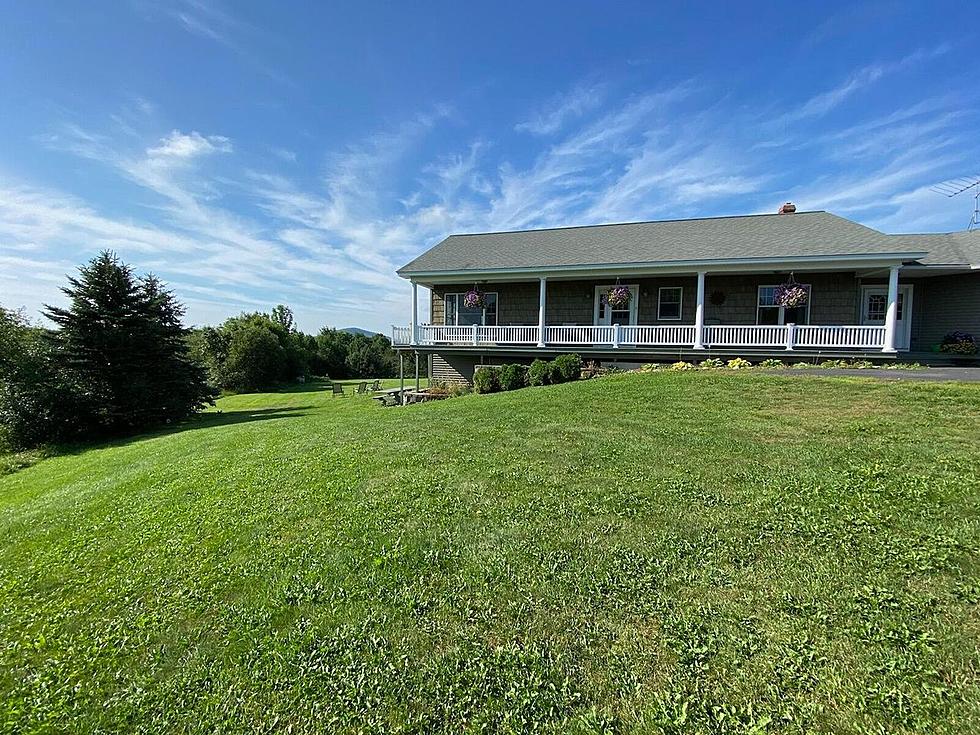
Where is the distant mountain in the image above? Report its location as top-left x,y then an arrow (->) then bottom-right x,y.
340,327 -> 379,337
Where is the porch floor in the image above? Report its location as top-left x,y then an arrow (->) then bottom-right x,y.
398,344 -> 905,363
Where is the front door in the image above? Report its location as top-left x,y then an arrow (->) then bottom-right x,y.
594,284 -> 638,326
860,285 -> 913,350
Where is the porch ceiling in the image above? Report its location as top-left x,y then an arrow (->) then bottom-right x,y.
408,253 -> 925,287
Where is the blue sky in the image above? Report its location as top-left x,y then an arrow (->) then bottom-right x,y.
1,1 -> 977,333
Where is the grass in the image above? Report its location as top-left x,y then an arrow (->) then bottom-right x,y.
1,372 -> 979,733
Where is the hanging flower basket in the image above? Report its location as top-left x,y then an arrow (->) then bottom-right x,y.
774,274 -> 807,308
463,288 -> 486,309
774,284 -> 808,308
606,285 -> 632,309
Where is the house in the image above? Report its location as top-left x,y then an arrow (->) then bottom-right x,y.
393,205 -> 980,382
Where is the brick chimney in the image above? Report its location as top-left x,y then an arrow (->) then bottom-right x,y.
778,202 -> 797,214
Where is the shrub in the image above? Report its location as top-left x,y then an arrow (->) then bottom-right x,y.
551,353 -> 583,383
498,363 -> 529,391
473,366 -> 501,394
883,362 -> 926,371
449,382 -> 472,397
758,358 -> 784,369
427,381 -> 451,396
0,308 -> 80,449
940,331 -> 977,355
638,363 -> 662,373
528,359 -> 551,386
792,362 -> 813,369
580,360 -> 608,379
726,357 -> 752,369
670,361 -> 695,371
847,360 -> 875,369
698,358 -> 725,369
820,359 -> 850,369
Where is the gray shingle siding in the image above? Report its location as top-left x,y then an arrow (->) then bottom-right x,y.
703,272 -> 860,325
429,273 -> 864,327
910,273 -> 980,351
431,354 -> 475,384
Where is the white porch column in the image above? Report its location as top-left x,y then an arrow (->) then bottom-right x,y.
882,265 -> 900,353
537,277 -> 547,347
693,270 -> 706,349
410,281 -> 418,346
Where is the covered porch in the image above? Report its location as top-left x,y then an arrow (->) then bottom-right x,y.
394,257 -> 913,354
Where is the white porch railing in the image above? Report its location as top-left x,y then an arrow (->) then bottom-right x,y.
415,324 -> 474,344
392,325 -> 413,345
394,324 -> 888,350
620,325 -> 696,346
546,325 -> 615,344
477,325 -> 539,344
794,325 -> 885,349
702,325 -> 787,347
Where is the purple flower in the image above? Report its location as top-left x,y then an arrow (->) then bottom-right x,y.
606,285 -> 632,308
463,289 -> 485,309
774,284 -> 808,308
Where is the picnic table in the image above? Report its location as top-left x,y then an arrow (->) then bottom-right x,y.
371,388 -> 448,406
403,390 -> 448,404
371,387 -> 404,406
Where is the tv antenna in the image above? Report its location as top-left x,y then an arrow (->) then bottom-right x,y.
930,175 -> 980,230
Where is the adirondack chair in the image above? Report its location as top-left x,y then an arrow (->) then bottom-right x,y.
370,380 -> 382,391
331,383 -> 346,398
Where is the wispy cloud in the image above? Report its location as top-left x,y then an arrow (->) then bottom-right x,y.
515,82 -> 606,135
147,130 -> 232,158
787,44 -> 951,121
146,0 -> 294,86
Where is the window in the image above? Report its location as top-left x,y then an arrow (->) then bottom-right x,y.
444,292 -> 497,326
757,285 -> 810,325
658,287 -> 683,320
866,294 -> 886,321
864,292 -> 904,322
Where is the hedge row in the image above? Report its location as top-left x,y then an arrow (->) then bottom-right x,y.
473,354 -> 582,394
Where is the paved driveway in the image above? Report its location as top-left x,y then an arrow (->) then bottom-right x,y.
766,367 -> 980,382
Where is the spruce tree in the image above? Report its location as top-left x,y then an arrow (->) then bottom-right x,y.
44,252 -> 214,436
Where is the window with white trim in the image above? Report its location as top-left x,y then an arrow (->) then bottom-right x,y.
443,292 -> 498,326
657,287 -> 683,320
757,284 -> 810,325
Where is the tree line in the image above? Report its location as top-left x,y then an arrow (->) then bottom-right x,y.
189,310 -> 401,392
0,252 -> 404,452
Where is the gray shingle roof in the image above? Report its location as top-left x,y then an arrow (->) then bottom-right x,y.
888,230 -> 980,266
397,211 -> 930,276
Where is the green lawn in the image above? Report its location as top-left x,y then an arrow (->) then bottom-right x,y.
1,373 -> 979,734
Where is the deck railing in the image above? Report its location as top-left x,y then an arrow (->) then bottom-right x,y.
478,325 -> 539,344
546,325 -> 615,345
702,325 -> 787,347
394,324 -> 888,351
620,325 -> 696,346
794,325 -> 885,349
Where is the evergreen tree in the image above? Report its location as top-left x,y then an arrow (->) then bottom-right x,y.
43,252 -> 214,436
